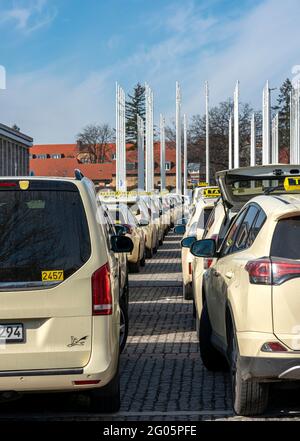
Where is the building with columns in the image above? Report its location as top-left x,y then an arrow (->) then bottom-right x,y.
0,123 -> 33,176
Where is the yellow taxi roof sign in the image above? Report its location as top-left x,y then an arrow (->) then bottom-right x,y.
284,177 -> 300,192
198,182 -> 208,187
203,187 -> 221,198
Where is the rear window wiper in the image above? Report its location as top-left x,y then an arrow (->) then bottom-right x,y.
264,185 -> 284,195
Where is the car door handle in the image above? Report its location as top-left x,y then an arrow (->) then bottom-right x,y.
225,271 -> 234,279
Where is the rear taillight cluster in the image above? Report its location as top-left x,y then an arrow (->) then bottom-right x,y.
123,224 -> 133,235
245,257 -> 300,285
92,263 -> 112,315
204,235 -> 218,270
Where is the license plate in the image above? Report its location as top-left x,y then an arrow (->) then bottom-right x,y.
0,324 -> 24,343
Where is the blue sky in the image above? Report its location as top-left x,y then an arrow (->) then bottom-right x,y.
0,0 -> 299,143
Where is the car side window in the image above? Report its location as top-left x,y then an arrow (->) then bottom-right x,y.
230,205 -> 259,253
203,208 -> 215,239
247,209 -> 266,247
220,209 -> 248,257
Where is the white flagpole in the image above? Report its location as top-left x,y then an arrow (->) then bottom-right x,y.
137,114 -> 145,190
262,81 -> 271,165
116,83 -> 120,191
205,81 -> 210,184
272,113 -> 279,164
122,88 -> 127,191
228,115 -> 233,170
183,113 -> 188,196
234,80 -> 240,169
160,114 -> 166,192
250,113 -> 256,166
296,81 -> 300,164
145,83 -> 154,192
176,81 -> 182,194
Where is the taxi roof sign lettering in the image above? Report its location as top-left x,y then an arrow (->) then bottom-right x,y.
203,188 -> 221,198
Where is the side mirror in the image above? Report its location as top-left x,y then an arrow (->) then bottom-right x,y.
181,236 -> 196,248
159,209 -> 163,216
174,225 -> 186,235
115,225 -> 126,236
111,235 -> 134,253
139,219 -> 149,227
190,239 -> 216,258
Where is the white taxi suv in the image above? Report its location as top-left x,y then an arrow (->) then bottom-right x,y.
0,171 -> 133,412
176,187 -> 220,300
190,167 -> 300,416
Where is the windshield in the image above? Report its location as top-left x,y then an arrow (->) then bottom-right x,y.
0,188 -> 91,289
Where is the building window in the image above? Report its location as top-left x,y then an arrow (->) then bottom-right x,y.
37,154 -> 47,159
165,161 -> 171,171
112,153 -> 116,160
51,154 -> 61,159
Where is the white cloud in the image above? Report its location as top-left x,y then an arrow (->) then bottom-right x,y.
0,67 -> 114,143
0,0 -> 56,33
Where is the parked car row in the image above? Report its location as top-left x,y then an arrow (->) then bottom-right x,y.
178,165 -> 300,416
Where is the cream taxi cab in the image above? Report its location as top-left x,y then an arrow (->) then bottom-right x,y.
190,166 -> 300,416
104,202 -> 146,273
0,172 -> 133,412
176,187 -> 220,300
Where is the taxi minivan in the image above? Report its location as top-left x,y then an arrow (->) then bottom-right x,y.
0,172 -> 133,412
191,165 -> 300,416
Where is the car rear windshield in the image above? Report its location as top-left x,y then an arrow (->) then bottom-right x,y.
224,175 -> 300,205
0,183 -> 91,289
271,217 -> 300,259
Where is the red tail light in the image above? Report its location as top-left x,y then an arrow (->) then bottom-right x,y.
91,263 -> 112,315
204,258 -> 213,269
203,235 -> 218,269
245,257 -> 300,285
261,342 -> 287,352
123,224 -> 133,235
245,258 -> 271,285
188,262 -> 192,275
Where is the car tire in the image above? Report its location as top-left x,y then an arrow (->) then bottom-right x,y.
192,299 -> 196,318
128,259 -> 140,273
183,282 -> 193,300
89,369 -> 120,413
145,247 -> 153,259
199,302 -> 228,371
228,326 -> 269,416
140,251 -> 146,267
119,298 -> 129,354
123,274 -> 129,308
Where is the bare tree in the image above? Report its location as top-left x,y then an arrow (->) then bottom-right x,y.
76,123 -> 115,163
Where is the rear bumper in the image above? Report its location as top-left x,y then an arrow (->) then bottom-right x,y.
0,319 -> 119,393
239,356 -> 300,382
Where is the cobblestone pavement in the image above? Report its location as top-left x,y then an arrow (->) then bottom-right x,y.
1,233 -> 300,421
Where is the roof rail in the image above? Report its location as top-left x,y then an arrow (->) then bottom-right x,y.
75,169 -> 84,180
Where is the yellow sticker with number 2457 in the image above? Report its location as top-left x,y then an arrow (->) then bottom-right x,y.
42,271 -> 64,282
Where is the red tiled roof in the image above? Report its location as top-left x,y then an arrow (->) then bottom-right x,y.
30,158 -> 115,181
30,142 -> 177,180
